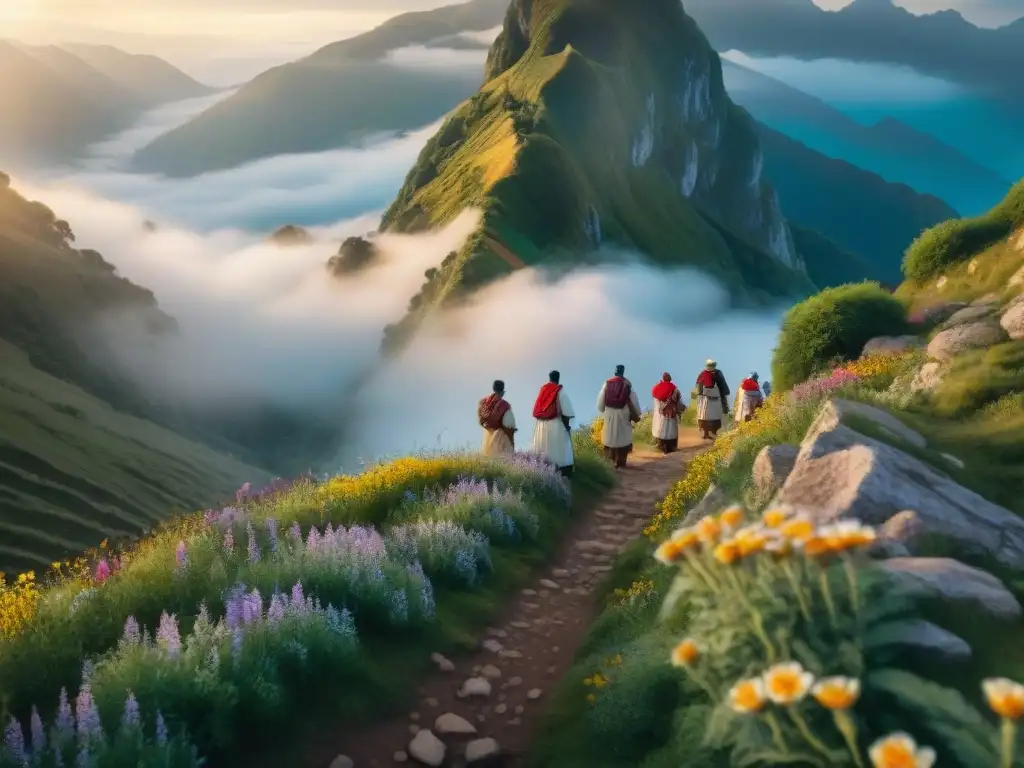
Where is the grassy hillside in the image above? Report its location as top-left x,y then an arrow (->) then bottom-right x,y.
0,338 -> 264,576
760,126 -> 958,284
722,59 -> 1012,216
0,436 -> 612,766
130,0 -> 507,176
378,0 -> 862,352
0,41 -> 210,165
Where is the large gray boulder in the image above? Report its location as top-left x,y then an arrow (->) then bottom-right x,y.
917,302 -> 967,326
752,444 -> 800,499
1000,295 -> 1024,340
926,320 -> 1007,361
773,400 -> 1024,572
881,558 -> 1022,621
942,304 -> 995,328
864,618 -> 971,662
861,335 -> 922,357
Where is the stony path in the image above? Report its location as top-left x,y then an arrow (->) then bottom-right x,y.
315,432 -> 705,768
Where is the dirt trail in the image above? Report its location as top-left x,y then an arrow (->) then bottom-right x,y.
312,431 -> 704,768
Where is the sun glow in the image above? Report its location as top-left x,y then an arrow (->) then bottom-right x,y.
0,0 -> 31,25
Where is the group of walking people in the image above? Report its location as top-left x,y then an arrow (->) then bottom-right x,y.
477,362 -> 771,474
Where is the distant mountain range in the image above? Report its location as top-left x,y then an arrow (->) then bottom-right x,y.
129,0 -> 507,177
721,59 -> 1012,215
0,40 -> 211,166
683,0 -> 1024,105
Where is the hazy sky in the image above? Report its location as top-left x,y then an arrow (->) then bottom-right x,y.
1,0 -> 1020,83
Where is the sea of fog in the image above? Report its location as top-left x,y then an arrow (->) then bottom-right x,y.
12,88 -> 785,464
723,51 -> 1024,184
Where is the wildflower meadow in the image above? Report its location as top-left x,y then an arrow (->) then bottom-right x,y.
0,440 -> 612,767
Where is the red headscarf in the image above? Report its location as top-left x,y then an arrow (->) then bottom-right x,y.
652,373 -> 677,401
533,383 -> 563,419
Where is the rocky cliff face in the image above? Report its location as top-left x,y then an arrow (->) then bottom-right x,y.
380,0 -> 823,351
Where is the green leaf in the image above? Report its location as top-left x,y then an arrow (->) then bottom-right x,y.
867,668 -> 997,765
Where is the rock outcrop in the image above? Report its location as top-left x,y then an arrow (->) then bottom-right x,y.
1000,295 -> 1024,340
752,444 -> 799,499
774,399 -> 1024,571
880,558 -> 1023,621
861,335 -> 921,357
925,320 -> 1007,361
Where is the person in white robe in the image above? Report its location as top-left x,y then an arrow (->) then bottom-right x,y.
651,372 -> 684,453
735,372 -> 765,423
596,364 -> 642,468
694,359 -> 730,440
530,370 -> 576,477
478,379 -> 517,455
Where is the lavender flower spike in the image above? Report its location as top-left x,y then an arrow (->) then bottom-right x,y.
121,616 -> 141,648
175,540 -> 188,570
74,683 -> 102,746
155,712 -> 168,746
3,717 -> 27,766
29,706 -> 45,754
55,687 -> 73,741
121,692 -> 141,730
156,612 -> 182,658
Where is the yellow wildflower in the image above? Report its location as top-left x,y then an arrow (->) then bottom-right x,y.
670,639 -> 700,668
812,676 -> 861,710
713,540 -> 740,565
983,678 -> 1024,720
728,677 -> 768,713
736,533 -> 767,557
798,535 -> 832,558
696,516 -> 721,544
868,732 -> 936,768
779,515 -> 815,542
763,662 -> 814,705
719,505 -> 744,529
762,506 -> 794,528
654,539 -> 686,565
586,693 -> 596,704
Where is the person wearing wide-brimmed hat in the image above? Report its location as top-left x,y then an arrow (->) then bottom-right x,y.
694,359 -> 730,440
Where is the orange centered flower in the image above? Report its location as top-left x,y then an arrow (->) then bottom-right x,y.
762,506 -> 792,528
812,676 -> 861,710
728,677 -> 767,713
713,541 -> 740,565
671,528 -> 700,550
763,662 -> 814,704
868,732 -> 936,768
983,678 -> 1024,720
655,539 -> 686,565
780,515 -> 815,542
736,534 -> 767,557
719,505 -> 744,529
671,639 -> 700,667
696,516 -> 721,543
800,536 -> 832,557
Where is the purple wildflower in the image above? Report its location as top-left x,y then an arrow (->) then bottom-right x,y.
305,526 -> 321,552
266,519 -> 279,555
155,713 -> 168,746
121,692 -> 141,730
156,612 -> 181,658
223,529 -> 235,555
267,593 -> 285,624
202,508 -> 218,526
290,581 -> 305,608
288,521 -> 302,544
120,616 -> 141,649
235,482 -> 251,503
175,540 -> 188,570
789,369 -> 861,404
242,588 -> 263,626
55,688 -> 73,742
74,682 -> 102,745
3,717 -> 27,765
246,521 -> 260,563
224,584 -> 246,630
93,560 -> 110,584
29,707 -> 45,754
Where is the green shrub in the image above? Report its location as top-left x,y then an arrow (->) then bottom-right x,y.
903,179 -> 1024,282
931,341 -> 1024,418
771,282 -> 909,391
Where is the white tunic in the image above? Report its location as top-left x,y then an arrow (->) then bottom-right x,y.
651,397 -> 680,440
735,388 -> 764,422
696,383 -> 724,422
481,406 -> 516,456
596,382 -> 640,449
530,390 -> 576,467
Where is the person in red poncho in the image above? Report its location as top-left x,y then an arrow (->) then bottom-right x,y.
529,370 -> 576,477
735,371 -> 765,423
597,364 -> 642,468
694,358 -> 730,440
651,372 -> 685,454
478,379 -> 517,455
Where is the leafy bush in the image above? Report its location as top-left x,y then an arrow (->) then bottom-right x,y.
771,282 -> 908,391
903,179 -> 1024,282
931,341 -> 1024,418
0,440 -> 612,765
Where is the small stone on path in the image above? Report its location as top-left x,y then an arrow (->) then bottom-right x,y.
482,638 -> 504,653
539,579 -> 560,589
500,649 -> 522,659
486,627 -> 508,638
514,705 -> 524,715
435,713 -> 476,735
409,712 -> 419,722
494,703 -> 507,715
407,731 -> 444,767
507,718 -> 521,726
394,751 -> 408,763
425,698 -> 438,707
481,664 -> 502,679
458,677 -> 493,698
429,652 -> 454,672
329,756 -> 354,768
552,568 -> 570,578
506,676 -> 523,687
465,738 -> 500,763
527,688 -> 543,700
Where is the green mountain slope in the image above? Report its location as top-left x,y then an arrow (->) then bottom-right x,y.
759,126 -> 959,285
0,174 -> 264,574
130,0 -> 507,176
378,0 -> 870,350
